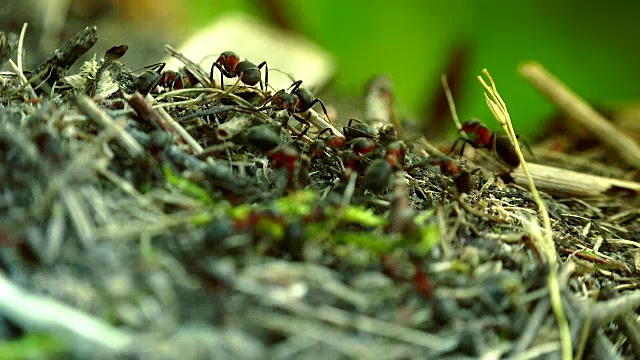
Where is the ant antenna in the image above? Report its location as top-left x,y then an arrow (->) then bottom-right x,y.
269,68 -> 297,83
268,68 -> 307,92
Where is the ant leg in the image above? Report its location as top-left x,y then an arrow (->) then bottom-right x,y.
449,137 -> 477,156
256,61 -> 268,91
347,118 -> 365,127
143,62 -> 166,73
292,113 -> 312,137
280,113 -> 291,130
210,62 -> 221,89
306,99 -> 331,122
156,63 -> 166,73
209,62 -> 218,86
289,80 -> 303,92
210,62 -> 234,89
518,137 -> 536,159
316,127 -> 337,138
257,89 -> 284,111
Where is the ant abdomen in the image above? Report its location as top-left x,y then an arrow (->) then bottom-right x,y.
494,136 -> 520,168
235,61 -> 262,87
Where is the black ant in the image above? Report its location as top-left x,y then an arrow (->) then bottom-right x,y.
450,119 -> 520,168
210,51 -> 268,91
133,63 -> 186,95
364,141 -> 406,193
343,118 -> 398,146
343,118 -> 376,140
232,124 -> 283,153
264,80 -> 331,135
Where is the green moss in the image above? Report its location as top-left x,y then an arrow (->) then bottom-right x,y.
0,332 -> 67,359
163,165 -> 214,205
273,190 -> 316,217
342,206 -> 385,228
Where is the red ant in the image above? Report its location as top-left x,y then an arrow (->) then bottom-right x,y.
267,145 -> 310,191
263,80 -> 331,135
343,118 -> 389,156
385,141 -> 406,170
423,154 -> 476,194
450,119 -> 520,168
312,119 -> 376,158
402,154 -> 476,194
210,51 -> 268,91
312,118 -> 370,149
133,62 -> 185,95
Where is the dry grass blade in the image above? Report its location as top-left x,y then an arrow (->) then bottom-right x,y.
0,273 -> 134,356
156,105 -> 204,154
75,94 -> 144,158
441,74 -> 462,131
17,23 -> 27,72
477,69 -> 572,360
8,59 -> 37,99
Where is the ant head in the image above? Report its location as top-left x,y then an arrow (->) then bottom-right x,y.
441,158 -> 462,175
272,91 -> 298,110
310,139 -> 328,157
218,51 -> 240,73
351,137 -> 376,155
159,70 -> 184,90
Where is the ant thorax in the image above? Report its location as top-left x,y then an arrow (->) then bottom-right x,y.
475,127 -> 493,146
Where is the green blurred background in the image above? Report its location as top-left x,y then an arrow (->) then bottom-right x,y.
188,0 -> 640,138
5,0 -> 640,139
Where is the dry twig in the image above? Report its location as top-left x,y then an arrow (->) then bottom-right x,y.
520,62 -> 640,170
